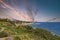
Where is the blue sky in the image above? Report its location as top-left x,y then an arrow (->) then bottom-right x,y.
0,0 -> 60,22
33,0 -> 60,22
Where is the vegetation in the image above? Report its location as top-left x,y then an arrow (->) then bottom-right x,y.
0,18 -> 60,40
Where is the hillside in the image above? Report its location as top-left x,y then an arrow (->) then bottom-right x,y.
0,19 -> 60,40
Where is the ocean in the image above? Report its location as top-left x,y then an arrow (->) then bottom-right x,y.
30,22 -> 60,35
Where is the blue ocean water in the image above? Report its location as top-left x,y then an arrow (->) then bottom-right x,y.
30,22 -> 60,35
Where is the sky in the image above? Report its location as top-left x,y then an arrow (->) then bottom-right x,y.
0,0 -> 60,22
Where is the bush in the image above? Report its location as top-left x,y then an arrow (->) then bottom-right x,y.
14,36 -> 21,40
0,31 -> 8,38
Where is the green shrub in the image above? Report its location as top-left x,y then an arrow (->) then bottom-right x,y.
0,31 -> 8,38
14,36 -> 21,40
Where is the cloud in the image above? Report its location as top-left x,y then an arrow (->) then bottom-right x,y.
0,0 -> 32,21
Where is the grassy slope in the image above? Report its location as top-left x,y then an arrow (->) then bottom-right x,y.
0,19 -> 60,40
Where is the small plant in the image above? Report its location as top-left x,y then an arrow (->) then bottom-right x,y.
14,36 -> 21,40
0,31 -> 8,38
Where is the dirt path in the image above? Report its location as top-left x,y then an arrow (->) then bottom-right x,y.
0,37 -> 13,40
